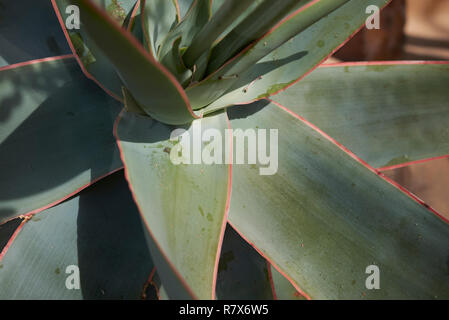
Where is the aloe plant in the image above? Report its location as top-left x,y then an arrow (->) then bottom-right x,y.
1,0 -> 449,300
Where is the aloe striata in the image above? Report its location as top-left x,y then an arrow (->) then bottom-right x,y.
0,0 -> 448,300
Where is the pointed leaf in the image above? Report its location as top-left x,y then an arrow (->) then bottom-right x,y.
141,0 -> 179,56
271,62 -> 449,169
0,172 -> 154,299
187,0 -> 390,112
206,0 -> 310,74
161,37 -> 193,85
270,265 -> 307,300
0,57 -> 122,223
227,100 -> 449,299
182,0 -> 254,69
75,0 -> 197,124
177,0 -> 195,20
158,0 -> 211,62
115,110 -> 231,299
0,0 -> 70,67
52,0 -> 138,99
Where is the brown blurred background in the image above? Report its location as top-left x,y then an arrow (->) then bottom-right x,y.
333,0 -> 449,61
330,0 -> 449,220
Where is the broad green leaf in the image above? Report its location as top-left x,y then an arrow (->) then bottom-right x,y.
115,110 -> 231,299
216,225 -> 274,299
227,100 -> 449,299
0,0 -> 70,67
75,0 -> 197,125
141,0 -> 179,56
187,0 -> 389,112
0,172 -> 154,299
270,265 -> 306,300
52,0 -> 138,99
271,63 -> 449,169
0,57 -> 122,223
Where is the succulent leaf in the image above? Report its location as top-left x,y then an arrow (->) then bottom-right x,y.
0,172 -> 154,299
206,0 -> 312,75
176,0 -> 195,20
182,0 -> 255,69
188,0 -> 390,112
115,110 -> 231,299
271,62 -> 449,169
270,265 -> 307,300
0,57 -> 122,223
227,100 -> 449,299
141,0 -> 179,56
52,0 -> 139,100
75,0 -> 197,124
158,0 -> 211,62
0,0 -> 70,67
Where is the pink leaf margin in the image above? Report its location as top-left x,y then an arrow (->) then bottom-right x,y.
377,154 -> 449,172
127,0 -> 141,32
228,221 -> 312,300
268,98 -> 449,226
79,0 -> 200,121
50,0 -> 124,102
113,109 -> 233,300
0,54 -> 125,226
0,54 -> 74,72
228,89 -> 449,300
194,0 -> 395,107
0,219 -> 27,264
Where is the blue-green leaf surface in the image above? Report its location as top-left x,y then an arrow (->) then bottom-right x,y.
227,100 -> 449,299
0,0 -> 70,67
271,62 -> 449,168
115,109 -> 231,299
0,57 -> 122,223
0,172 -> 154,299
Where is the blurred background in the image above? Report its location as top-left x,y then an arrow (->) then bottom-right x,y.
332,0 -> 449,61
328,0 -> 449,219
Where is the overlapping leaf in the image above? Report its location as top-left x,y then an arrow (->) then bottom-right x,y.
52,0 -> 138,99
115,108 -> 231,299
75,0 -> 197,124
0,57 -> 122,223
141,0 -> 179,56
0,0 -> 70,67
271,62 -> 449,169
187,0 -> 390,113
270,265 -> 307,300
0,172 -> 154,299
227,100 -> 449,299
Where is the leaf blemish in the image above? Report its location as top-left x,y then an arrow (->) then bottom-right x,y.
207,213 -> 213,222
